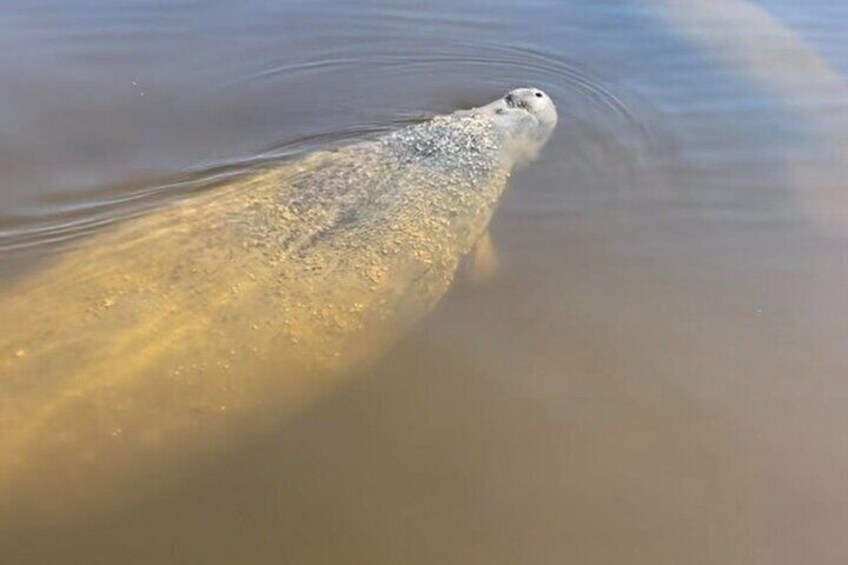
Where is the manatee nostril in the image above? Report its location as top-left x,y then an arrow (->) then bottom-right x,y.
535,92 -> 543,98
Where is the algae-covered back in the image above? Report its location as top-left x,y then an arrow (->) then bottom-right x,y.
0,111 -> 514,516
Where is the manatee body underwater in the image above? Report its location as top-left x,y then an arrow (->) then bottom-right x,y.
0,88 -> 557,519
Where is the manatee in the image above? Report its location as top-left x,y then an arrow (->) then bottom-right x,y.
0,88 -> 557,519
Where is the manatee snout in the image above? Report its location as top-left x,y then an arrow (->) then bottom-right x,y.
474,87 -> 557,165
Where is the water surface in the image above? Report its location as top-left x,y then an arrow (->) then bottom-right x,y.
1,1 -> 847,563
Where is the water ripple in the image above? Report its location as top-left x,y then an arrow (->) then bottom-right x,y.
1,40 -> 668,263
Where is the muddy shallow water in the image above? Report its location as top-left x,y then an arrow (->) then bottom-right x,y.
2,1 -> 848,564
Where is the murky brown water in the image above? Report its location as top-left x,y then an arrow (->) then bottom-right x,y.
2,1 -> 848,563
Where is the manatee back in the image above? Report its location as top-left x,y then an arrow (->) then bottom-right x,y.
0,112 -> 513,518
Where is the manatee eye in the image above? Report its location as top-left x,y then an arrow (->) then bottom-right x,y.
535,92 -> 543,98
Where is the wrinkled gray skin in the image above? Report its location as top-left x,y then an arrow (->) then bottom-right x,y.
0,88 -> 557,521
467,87 -> 558,164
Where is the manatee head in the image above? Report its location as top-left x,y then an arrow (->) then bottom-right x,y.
474,87 -> 558,165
